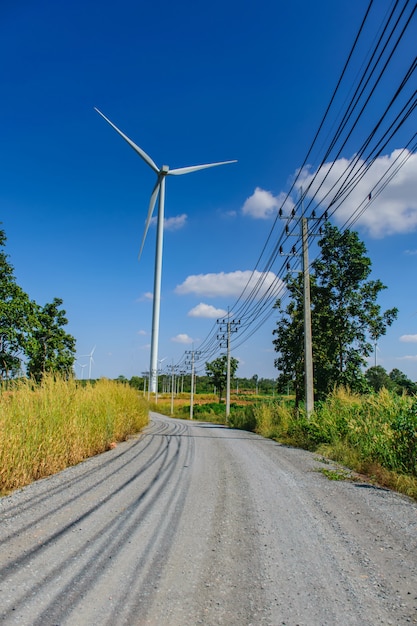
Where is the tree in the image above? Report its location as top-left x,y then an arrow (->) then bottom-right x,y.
205,355 -> 238,402
273,223 -> 398,402
273,275 -> 306,404
365,366 -> 394,392
389,368 -> 417,395
129,375 -> 143,390
26,298 -> 76,382
0,227 -> 34,379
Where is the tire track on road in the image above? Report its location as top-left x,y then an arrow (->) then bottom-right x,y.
0,417 -> 193,625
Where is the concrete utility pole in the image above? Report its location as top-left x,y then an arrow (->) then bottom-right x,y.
301,215 -> 314,417
185,349 -> 200,420
217,315 -> 240,422
170,361 -> 177,416
279,194 -> 315,417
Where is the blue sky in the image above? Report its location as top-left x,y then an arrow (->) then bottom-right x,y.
1,0 -> 416,382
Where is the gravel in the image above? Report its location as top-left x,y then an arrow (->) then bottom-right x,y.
1,412 -> 416,625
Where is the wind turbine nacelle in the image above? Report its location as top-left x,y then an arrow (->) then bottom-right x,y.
161,165 -> 169,174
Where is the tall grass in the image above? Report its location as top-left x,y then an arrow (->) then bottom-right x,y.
247,388 -> 417,499
0,375 -> 149,495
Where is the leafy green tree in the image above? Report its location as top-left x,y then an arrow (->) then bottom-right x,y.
129,375 -> 143,390
273,223 -> 398,402
257,377 -> 277,395
273,276 -> 306,404
365,366 -> 394,392
0,228 -> 34,379
26,298 -> 76,382
205,355 -> 238,402
389,368 -> 417,395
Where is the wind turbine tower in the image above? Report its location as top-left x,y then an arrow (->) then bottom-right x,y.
95,108 -> 237,393
80,346 -> 96,380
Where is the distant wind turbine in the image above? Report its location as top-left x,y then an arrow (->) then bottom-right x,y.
77,362 -> 87,379
95,108 -> 237,393
81,346 -> 96,380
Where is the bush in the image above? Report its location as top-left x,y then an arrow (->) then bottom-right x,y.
390,400 -> 417,475
228,405 -> 257,431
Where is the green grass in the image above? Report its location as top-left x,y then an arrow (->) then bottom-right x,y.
250,388 -> 417,500
317,467 -> 353,481
0,375 -> 149,495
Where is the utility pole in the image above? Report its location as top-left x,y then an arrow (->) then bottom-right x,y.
217,314 -> 240,422
141,371 -> 149,397
301,212 -> 314,417
279,193 -> 316,417
170,361 -> 177,416
185,349 -> 200,420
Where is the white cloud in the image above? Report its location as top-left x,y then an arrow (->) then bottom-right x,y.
397,354 -> 417,361
400,334 -> 417,343
137,329 -> 147,336
137,292 -> 153,302
164,214 -> 187,230
175,270 -> 284,299
188,303 -> 228,318
171,333 -> 194,344
298,149 -> 417,238
404,249 -> 417,256
241,187 -> 295,219
150,213 -> 187,230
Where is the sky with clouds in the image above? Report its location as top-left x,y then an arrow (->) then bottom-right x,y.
1,0 -> 416,382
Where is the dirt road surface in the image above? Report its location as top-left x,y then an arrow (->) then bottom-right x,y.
1,412 -> 416,625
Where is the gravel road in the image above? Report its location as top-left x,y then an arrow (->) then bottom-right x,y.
1,412 -> 416,625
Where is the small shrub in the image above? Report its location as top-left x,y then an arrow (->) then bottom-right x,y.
390,400 -> 417,475
229,405 -> 257,431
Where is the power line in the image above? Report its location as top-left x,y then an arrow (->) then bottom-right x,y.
173,0 -> 416,373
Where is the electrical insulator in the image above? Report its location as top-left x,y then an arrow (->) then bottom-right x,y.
286,262 -> 291,271
279,245 -> 283,255
285,224 -> 289,234
279,207 -> 283,217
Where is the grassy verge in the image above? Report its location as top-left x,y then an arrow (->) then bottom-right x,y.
239,388 -> 417,500
0,375 -> 149,495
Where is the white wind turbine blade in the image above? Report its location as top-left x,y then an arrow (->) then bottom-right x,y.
168,159 -> 237,176
94,108 -> 160,174
138,177 -> 161,261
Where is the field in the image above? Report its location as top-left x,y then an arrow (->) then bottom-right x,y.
0,376 -> 149,495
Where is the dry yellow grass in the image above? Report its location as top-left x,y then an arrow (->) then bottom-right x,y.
0,375 -> 149,494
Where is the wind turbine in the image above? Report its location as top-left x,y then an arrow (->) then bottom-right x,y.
76,362 -> 87,380
81,346 -> 96,380
95,108 -> 237,393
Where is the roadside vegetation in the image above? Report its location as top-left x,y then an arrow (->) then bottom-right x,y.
251,389 -> 417,498
0,375 -> 148,495
155,388 -> 417,500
